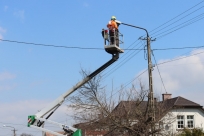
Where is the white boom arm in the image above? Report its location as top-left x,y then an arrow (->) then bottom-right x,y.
28,53 -> 120,136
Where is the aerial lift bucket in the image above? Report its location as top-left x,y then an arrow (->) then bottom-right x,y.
103,29 -> 124,54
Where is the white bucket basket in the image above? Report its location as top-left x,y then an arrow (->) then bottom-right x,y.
103,29 -> 124,54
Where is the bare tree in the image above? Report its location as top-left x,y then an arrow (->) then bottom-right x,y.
68,69 -> 173,136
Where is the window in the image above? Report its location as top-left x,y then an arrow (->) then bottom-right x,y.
187,115 -> 194,128
177,115 -> 184,129
159,121 -> 164,129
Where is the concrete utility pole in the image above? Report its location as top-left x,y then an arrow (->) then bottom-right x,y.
140,36 -> 155,122
120,22 -> 155,122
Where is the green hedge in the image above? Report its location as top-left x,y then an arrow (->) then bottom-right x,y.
177,128 -> 204,136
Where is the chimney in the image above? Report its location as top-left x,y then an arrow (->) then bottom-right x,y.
162,93 -> 172,101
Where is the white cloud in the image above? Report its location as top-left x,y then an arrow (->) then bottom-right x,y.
0,72 -> 16,81
0,83 -> 17,91
0,100 -> 49,122
0,27 -> 6,39
14,10 -> 25,22
4,6 -> 8,12
0,72 -> 16,91
137,49 -> 204,106
83,2 -> 89,7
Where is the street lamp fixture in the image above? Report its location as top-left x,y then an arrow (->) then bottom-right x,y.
3,125 -> 17,136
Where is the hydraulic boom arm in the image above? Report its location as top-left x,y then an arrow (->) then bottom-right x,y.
28,53 -> 119,136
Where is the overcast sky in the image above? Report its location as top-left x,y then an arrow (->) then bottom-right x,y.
1,0 -> 204,135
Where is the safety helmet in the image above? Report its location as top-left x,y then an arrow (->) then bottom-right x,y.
111,16 -> 116,20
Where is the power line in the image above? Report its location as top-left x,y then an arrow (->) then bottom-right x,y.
102,42 -> 145,78
67,3 -> 204,124
75,6 -> 204,99
0,4 -> 204,53
153,12 -> 204,38
153,45 -> 204,51
156,13 -> 204,39
70,40 -> 144,99
2,38 -> 204,51
0,2 -> 203,80
0,2 -> 202,58
152,51 -> 167,93
2,4 -> 202,88
133,4 -> 204,96
151,5 -> 204,36
0,38 -> 145,51
0,38 -> 103,50
157,50 -> 204,66
3,28 -> 204,101
105,48 -> 204,100
44,2 -> 204,126
1,2 -> 204,134
149,0 -> 204,34
147,1 -> 204,41
2,0 -> 204,113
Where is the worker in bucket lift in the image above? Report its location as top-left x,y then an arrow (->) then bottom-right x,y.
107,16 -> 119,47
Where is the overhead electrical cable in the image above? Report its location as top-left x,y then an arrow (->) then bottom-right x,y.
149,0 -> 204,34
157,50 -> 204,66
151,5 -> 204,36
105,1 -> 204,78
0,2 -> 202,89
156,16 -> 204,40
96,1 -> 204,101
0,1 -> 203,53
152,45 -> 204,51
1,1 -> 204,101
0,39 -> 103,50
106,49 -> 204,100
155,13 -> 204,39
153,12 -> 204,38
152,51 -> 167,93
102,41 -> 145,78
2,2 -> 204,130
2,38 -> 204,51
100,2 -> 204,97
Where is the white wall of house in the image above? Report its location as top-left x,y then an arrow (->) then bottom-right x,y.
162,108 -> 204,135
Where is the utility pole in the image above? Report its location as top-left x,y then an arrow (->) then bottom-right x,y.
139,36 -> 155,122
120,22 -> 155,134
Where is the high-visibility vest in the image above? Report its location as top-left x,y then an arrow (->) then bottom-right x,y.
107,20 -> 118,31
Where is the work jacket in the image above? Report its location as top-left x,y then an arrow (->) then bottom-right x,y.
107,20 -> 118,32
